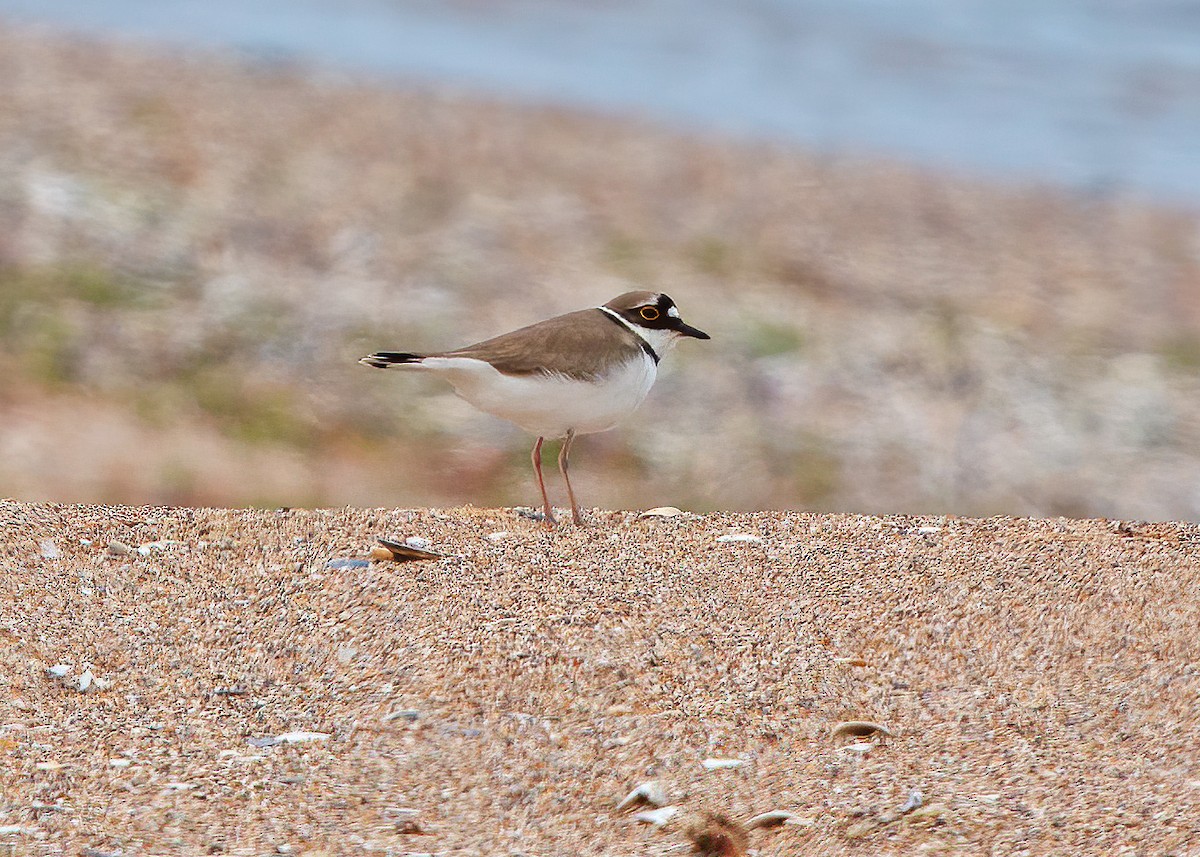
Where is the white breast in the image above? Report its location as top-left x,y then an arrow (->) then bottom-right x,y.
418,352 -> 658,438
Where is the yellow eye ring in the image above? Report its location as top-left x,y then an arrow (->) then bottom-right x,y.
640,306 -> 660,321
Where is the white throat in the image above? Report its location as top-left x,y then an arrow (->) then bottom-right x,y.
597,306 -> 680,359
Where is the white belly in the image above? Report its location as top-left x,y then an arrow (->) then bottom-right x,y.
419,353 -> 658,438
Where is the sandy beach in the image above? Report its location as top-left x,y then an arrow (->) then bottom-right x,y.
2,500 -> 1198,855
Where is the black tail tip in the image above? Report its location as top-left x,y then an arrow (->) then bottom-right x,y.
359,351 -> 422,369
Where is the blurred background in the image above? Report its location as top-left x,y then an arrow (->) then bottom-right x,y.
0,1 -> 1198,519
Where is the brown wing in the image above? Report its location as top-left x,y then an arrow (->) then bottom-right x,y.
440,308 -> 644,380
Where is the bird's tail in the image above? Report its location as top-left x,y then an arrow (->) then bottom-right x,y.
359,351 -> 425,369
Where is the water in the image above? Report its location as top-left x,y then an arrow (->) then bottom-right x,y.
2,0 -> 1198,205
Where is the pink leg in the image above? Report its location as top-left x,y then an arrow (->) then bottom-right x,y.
531,436 -> 556,525
558,429 -> 583,525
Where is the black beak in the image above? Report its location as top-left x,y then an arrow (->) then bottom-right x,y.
675,320 -> 710,340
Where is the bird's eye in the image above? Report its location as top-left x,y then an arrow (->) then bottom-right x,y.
640,306 -> 660,321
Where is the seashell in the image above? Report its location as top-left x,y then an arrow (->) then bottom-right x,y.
830,720 -> 894,740
47,664 -> 71,679
486,531 -> 512,542
640,507 -> 684,518
377,538 -> 441,562
701,757 -> 746,770
839,741 -> 875,756
369,546 -> 394,562
617,779 -> 668,810
744,810 -> 799,830
633,805 -> 679,826
39,540 -> 60,559
403,536 -> 432,550
273,730 -> 330,744
715,534 -> 762,544
382,709 -> 421,723
106,541 -> 132,556
35,761 -> 63,771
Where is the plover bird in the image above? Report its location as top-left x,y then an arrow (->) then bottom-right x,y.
360,291 -> 709,525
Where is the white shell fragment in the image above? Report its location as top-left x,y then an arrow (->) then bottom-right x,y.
39,540 -> 60,559
47,664 -> 71,679
633,805 -> 679,826
485,531 -> 512,542
745,810 -> 800,830
840,741 -> 875,756
616,779 -> 669,810
701,757 -> 746,770
274,731 -> 331,744
715,533 -> 763,544
898,789 -> 924,814
640,507 -> 684,518
76,670 -> 110,693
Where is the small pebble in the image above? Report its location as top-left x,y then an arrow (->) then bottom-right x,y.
485,531 -> 511,542
106,541 -> 132,556
326,558 -> 371,570
39,540 -> 60,559
47,664 -> 71,679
